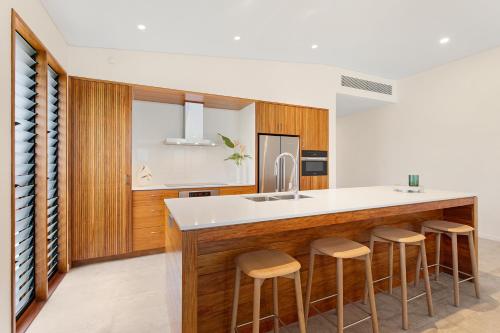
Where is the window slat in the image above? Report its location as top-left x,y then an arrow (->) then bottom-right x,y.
47,66 -> 60,281
14,32 -> 37,318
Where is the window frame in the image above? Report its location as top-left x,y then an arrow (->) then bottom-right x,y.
11,10 -> 69,333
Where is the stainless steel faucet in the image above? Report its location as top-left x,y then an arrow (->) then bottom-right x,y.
274,152 -> 300,200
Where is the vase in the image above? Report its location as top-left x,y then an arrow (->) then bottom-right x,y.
235,164 -> 242,184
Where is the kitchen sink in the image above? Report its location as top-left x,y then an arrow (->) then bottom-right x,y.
245,194 -> 312,202
273,194 -> 312,200
245,196 -> 280,202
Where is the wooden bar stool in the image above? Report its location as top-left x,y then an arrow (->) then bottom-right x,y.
304,237 -> 379,333
415,220 -> 480,307
230,249 -> 306,333
365,226 -> 434,330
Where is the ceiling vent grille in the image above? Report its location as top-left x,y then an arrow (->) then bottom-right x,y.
341,75 -> 393,95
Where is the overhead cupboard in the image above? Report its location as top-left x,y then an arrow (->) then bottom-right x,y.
11,11 -> 69,332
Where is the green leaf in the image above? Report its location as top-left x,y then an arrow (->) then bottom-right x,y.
224,153 -> 240,161
218,133 -> 235,148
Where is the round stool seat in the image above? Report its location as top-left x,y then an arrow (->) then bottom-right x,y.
423,220 -> 473,233
312,237 -> 370,258
236,249 -> 301,279
372,226 -> 425,243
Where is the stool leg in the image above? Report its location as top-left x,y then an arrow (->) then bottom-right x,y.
468,231 -> 480,299
420,240 -> 434,317
231,267 -> 241,332
305,250 -> 315,324
451,233 -> 460,307
415,249 -> 421,288
399,243 -> 409,330
435,233 -> 441,281
364,237 -> 375,304
415,226 -> 423,288
253,279 -> 263,333
273,277 -> 279,332
365,254 -> 380,333
293,271 -> 307,333
337,258 -> 344,333
388,242 -> 394,295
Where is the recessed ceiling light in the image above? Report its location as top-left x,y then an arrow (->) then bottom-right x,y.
233,36 -> 241,41
137,24 -> 146,31
439,37 -> 450,45
311,44 -> 318,49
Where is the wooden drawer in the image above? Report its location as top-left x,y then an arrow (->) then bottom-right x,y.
133,214 -> 165,229
219,185 -> 257,195
133,226 -> 165,251
133,189 -> 178,206
133,203 -> 164,219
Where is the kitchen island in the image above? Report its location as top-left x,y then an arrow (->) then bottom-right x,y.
164,186 -> 477,332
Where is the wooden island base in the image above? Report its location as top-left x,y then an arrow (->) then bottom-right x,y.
165,197 -> 477,332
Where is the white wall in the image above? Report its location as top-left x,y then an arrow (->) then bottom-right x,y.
132,101 -> 255,186
1,2 -> 68,331
337,45 -> 500,241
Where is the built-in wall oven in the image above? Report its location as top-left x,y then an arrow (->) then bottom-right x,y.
301,150 -> 328,176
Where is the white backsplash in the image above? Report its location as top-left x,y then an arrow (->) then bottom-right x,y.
132,101 -> 255,186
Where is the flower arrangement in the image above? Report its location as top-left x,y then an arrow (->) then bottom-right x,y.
218,133 -> 251,166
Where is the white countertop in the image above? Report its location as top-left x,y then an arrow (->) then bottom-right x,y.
133,182 -> 255,191
164,186 -> 475,231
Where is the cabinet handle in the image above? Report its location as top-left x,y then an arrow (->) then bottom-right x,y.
150,231 -> 159,234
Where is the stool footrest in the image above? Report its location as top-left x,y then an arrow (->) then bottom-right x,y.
373,276 -> 391,284
235,314 -> 289,332
310,302 -> 373,330
419,263 -> 475,279
374,284 -> 429,304
309,293 -> 370,316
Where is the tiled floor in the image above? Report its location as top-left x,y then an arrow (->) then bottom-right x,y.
27,239 -> 500,333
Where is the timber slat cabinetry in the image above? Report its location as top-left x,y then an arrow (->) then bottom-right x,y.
69,77 -> 132,263
132,186 -> 257,251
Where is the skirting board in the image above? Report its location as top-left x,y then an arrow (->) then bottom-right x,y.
479,233 -> 500,242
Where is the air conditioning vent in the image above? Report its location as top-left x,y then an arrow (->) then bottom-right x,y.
341,75 -> 393,95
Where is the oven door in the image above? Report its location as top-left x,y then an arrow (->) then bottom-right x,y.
301,158 -> 328,176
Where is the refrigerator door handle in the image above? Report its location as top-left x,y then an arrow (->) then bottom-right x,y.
281,159 -> 286,191
275,170 -> 279,192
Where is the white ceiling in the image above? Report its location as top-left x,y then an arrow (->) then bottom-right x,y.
41,0 -> 500,79
336,94 -> 391,117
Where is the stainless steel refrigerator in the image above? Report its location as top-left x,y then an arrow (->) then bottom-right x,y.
258,135 -> 300,193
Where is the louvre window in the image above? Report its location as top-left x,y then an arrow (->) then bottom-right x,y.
14,32 -> 37,317
47,66 -> 59,280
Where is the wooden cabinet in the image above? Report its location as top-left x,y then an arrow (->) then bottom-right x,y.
132,186 -> 256,252
300,175 -> 329,191
300,107 -> 329,151
256,102 -> 300,135
69,78 -> 132,263
219,185 -> 257,195
256,102 -> 329,190
132,190 -> 177,252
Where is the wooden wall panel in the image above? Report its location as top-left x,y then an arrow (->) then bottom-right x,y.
69,77 -> 132,262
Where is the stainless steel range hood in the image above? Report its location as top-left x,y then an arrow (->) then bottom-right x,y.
164,102 -> 217,146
